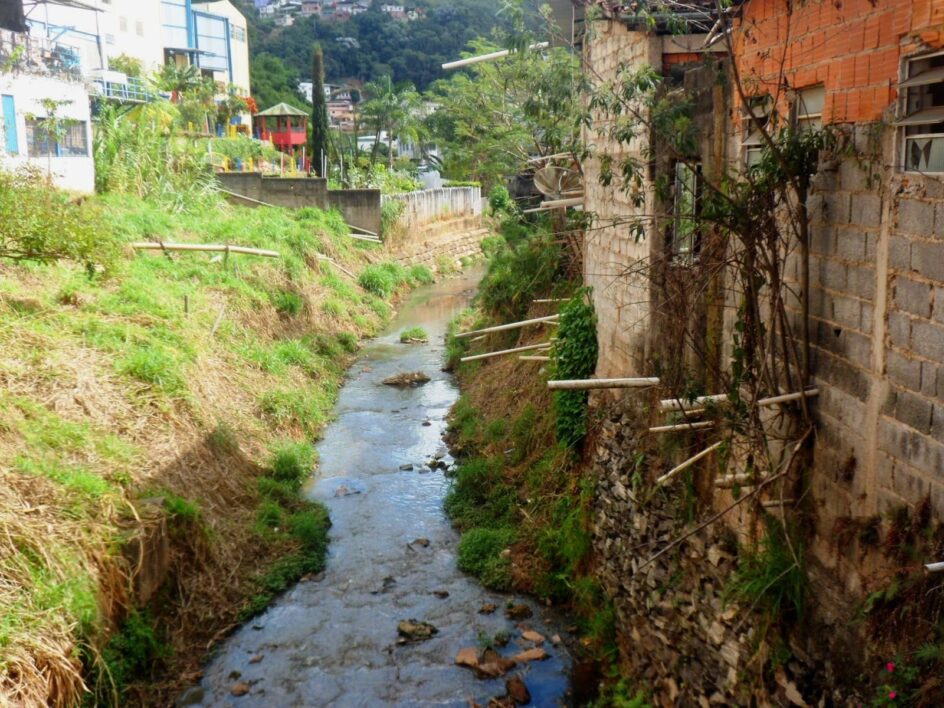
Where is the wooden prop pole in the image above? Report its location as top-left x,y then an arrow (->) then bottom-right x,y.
131,242 -> 280,258
460,342 -> 550,362
547,377 -> 660,390
456,314 -> 559,339
655,441 -> 723,486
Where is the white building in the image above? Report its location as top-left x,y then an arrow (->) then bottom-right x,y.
0,72 -> 95,192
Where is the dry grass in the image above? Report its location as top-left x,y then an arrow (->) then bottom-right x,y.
0,196 -> 406,706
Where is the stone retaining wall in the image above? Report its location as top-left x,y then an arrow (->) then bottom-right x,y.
389,214 -> 489,270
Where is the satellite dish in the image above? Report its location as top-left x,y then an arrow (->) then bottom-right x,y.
533,165 -> 582,200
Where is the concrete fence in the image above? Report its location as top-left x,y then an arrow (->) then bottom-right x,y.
383,186 -> 482,231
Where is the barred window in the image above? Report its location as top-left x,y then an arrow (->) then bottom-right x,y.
741,95 -> 772,168
670,161 -> 701,265
26,119 -> 88,157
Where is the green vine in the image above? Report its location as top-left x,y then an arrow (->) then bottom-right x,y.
553,289 -> 599,448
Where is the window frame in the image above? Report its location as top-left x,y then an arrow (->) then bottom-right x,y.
741,95 -> 772,168
668,160 -> 702,266
25,118 -> 89,158
898,50 -> 944,175
793,85 -> 825,134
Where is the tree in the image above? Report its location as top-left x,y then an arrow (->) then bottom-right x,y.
310,44 -> 329,176
250,53 -> 306,110
360,75 -> 421,167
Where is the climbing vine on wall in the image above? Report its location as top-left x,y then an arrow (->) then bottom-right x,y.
553,288 -> 599,448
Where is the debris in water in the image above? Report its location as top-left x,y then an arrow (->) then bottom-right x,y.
334,484 -> 362,497
407,537 -> 430,550
488,696 -> 516,707
432,589 -> 449,598
505,603 -> 533,620
397,619 -> 438,642
230,682 -> 251,696
248,655 -> 263,664
399,463 -> 414,471
550,634 -> 562,645
478,603 -> 497,615
475,649 -> 516,679
422,420 -> 432,426
372,576 -> 397,595
512,647 -> 549,663
383,371 -> 430,387
506,676 -> 531,705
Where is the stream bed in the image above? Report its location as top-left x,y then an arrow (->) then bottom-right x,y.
188,269 -> 573,706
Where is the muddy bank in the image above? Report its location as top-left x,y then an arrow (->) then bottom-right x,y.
188,270 -> 574,706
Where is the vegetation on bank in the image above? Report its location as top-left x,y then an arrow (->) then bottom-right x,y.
442,207 -> 631,695
0,167 -> 423,705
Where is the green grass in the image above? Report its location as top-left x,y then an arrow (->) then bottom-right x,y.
456,527 -> 515,590
115,345 -> 188,394
399,326 -> 428,343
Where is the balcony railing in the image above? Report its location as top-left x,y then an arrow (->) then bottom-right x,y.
91,76 -> 154,104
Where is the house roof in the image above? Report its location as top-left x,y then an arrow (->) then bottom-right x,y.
255,102 -> 309,117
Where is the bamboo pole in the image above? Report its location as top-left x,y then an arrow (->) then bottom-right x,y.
455,314 -> 559,339
547,377 -> 660,390
714,473 -> 757,488
756,388 -> 819,407
761,499 -> 795,508
527,152 -> 573,163
349,233 -> 382,243
442,42 -> 549,70
350,224 -> 380,237
460,342 -> 550,362
925,562 -> 944,573
648,420 -> 715,433
315,254 -> 356,279
131,242 -> 280,258
655,441 -> 723,486
217,188 -> 277,208
519,355 -> 551,361
533,298 -> 568,303
540,196 -> 583,209
659,393 -> 729,412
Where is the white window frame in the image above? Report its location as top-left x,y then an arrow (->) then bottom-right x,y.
741,95 -> 772,168
793,85 -> 824,134
898,49 -> 944,174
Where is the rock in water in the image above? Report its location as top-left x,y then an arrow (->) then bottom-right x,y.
505,603 -> 533,620
521,630 -> 545,644
383,371 -> 431,387
397,619 -> 438,642
512,647 -> 549,663
455,647 -> 480,669
230,682 -> 251,697
506,676 -> 531,705
478,603 -> 497,614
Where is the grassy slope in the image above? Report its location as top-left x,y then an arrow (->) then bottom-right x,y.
0,194 -> 424,705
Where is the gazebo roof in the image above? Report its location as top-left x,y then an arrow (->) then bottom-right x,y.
255,102 -> 309,118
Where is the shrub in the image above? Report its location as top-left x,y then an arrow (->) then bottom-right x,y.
457,527 -> 515,590
478,226 -> 562,320
359,262 -> 410,297
487,184 -> 514,215
0,168 -> 117,268
409,264 -> 434,284
336,332 -> 359,353
380,199 -> 405,237
272,290 -> 304,315
553,290 -> 599,448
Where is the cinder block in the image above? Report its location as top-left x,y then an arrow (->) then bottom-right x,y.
851,193 -> 882,228
846,265 -> 876,300
895,388 -> 933,434
887,350 -> 922,392
888,235 -> 912,270
836,228 -> 866,261
894,276 -> 932,318
910,320 -> 944,362
911,241 -> 944,281
887,311 -> 911,349
897,198 -> 935,236
920,361 -> 940,398
825,192 -> 852,223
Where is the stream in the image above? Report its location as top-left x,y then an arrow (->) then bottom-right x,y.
187,269 -> 573,706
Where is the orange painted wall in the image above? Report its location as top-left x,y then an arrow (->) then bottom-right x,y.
733,0 -> 944,123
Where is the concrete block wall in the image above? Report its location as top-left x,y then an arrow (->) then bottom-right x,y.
582,22 -> 663,381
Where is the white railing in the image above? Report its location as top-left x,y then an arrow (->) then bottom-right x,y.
383,186 -> 482,229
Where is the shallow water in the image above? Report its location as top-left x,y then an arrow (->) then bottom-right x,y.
190,270 -> 572,707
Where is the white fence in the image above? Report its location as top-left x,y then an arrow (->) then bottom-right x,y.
383,186 -> 482,230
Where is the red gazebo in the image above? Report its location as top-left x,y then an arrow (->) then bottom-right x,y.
254,102 -> 309,168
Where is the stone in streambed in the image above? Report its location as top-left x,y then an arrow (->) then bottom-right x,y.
230,682 -> 251,697
432,589 -> 449,598
383,371 -> 430,387
520,630 -> 545,644
455,647 -> 480,669
399,463 -> 414,471
248,654 -> 263,664
478,603 -> 497,614
506,676 -> 531,705
397,619 -> 438,642
505,603 -> 532,620
512,647 -> 549,663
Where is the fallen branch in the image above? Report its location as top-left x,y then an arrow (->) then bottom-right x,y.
349,233 -> 382,244
217,188 -> 277,208
316,254 -> 356,280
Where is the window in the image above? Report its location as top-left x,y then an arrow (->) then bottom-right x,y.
670,161 -> 701,265
794,85 -> 824,133
231,25 -> 246,42
26,119 -> 88,157
2,95 -> 17,155
119,16 -> 127,32
741,95 -> 772,168
194,13 -> 230,74
899,52 -> 944,173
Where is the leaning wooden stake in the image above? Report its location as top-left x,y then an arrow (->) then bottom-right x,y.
659,388 -> 819,413
456,314 -> 559,339
131,242 -> 280,258
547,377 -> 660,390
460,342 -> 550,362
715,473 -> 758,489
925,562 -> 944,573
519,355 -> 551,361
655,441 -> 723,486
315,254 -> 356,280
349,233 -> 382,244
217,188 -> 277,208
